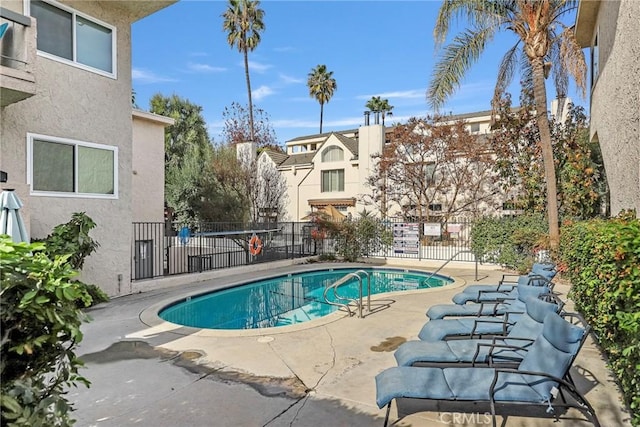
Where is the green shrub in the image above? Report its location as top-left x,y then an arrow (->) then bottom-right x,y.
559,211 -> 640,425
1,238 -> 92,426
471,213 -> 548,272
75,281 -> 109,308
40,212 -> 99,271
318,212 -> 393,262
317,253 -> 337,262
37,212 -> 108,307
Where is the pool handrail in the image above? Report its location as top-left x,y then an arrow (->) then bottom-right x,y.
323,269 -> 371,318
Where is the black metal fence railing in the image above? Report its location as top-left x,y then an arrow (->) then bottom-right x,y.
131,218 -> 476,281
131,221 -> 318,281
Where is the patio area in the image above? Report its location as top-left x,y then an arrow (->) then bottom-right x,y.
70,260 -> 632,426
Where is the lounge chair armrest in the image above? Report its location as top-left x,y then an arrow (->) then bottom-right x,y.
499,274 -> 521,283
477,301 -> 502,316
471,342 -> 528,366
490,368 -> 567,399
470,318 -> 509,337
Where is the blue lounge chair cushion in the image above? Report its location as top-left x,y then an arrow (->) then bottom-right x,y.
426,302 -> 508,320
419,296 -> 560,341
394,338 -> 526,366
418,317 -> 513,341
400,298 -> 560,365
517,313 -> 585,398
452,283 -> 550,305
376,366 -> 545,409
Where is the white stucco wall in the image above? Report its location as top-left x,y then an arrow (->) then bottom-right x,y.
1,1 -> 134,296
587,0 -> 640,216
132,110 -> 172,223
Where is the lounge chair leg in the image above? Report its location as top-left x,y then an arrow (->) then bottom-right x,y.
490,398 -> 497,427
383,402 -> 391,427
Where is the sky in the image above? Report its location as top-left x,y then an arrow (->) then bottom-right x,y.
131,0 -> 587,145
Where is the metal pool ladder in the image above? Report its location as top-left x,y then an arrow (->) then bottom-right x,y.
323,270 -> 371,318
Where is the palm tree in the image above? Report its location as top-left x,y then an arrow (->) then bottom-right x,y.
222,0 -> 265,143
427,0 -> 586,252
307,64 -> 337,134
365,96 -> 394,126
379,98 -> 394,126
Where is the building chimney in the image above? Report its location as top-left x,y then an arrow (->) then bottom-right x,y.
364,111 -> 370,126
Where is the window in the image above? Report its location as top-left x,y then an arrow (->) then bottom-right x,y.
321,146 -> 344,162
28,133 -> 118,197
31,0 -> 115,77
429,203 -> 442,212
321,169 -> 344,192
469,123 -> 480,133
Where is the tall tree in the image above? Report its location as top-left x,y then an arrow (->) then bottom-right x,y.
365,96 -> 394,126
150,94 -> 214,224
221,101 -> 278,148
428,0 -> 586,252
307,64 -> 337,133
366,116 -> 498,221
222,0 -> 265,143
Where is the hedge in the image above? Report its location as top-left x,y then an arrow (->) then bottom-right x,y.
559,212 -> 640,424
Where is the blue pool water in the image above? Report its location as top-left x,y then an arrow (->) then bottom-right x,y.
159,268 -> 453,330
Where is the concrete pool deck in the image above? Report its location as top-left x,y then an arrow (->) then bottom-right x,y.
70,260 -> 633,426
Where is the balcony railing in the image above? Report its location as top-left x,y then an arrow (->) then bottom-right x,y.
1,7 -> 36,107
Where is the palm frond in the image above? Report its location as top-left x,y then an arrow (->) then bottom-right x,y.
428,26 -> 495,110
558,25 -> 587,98
548,30 -> 569,98
492,41 -> 521,107
434,0 -> 514,46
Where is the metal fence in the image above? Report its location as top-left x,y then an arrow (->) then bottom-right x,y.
131,221 -> 319,281
131,218 -> 476,281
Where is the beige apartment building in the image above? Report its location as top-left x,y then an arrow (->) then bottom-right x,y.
262,109 -> 524,222
575,0 -> 640,216
1,0 -> 175,296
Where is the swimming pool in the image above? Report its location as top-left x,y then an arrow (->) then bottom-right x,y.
159,267 -> 453,330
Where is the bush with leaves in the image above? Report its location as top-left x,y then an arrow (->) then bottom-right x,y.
38,212 -> 108,306
470,213 -> 548,272
318,211 -> 393,262
559,211 -> 640,424
1,238 -> 92,426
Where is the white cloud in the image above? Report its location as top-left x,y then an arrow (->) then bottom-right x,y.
252,85 -> 275,101
187,62 -> 226,73
132,68 -> 178,84
279,73 -> 304,84
357,89 -> 425,100
247,60 -> 272,73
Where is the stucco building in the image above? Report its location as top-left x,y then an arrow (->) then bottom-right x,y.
575,0 -> 640,216
1,0 -> 175,296
262,109 -> 519,222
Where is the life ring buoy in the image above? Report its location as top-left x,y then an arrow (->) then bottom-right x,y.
249,235 -> 263,255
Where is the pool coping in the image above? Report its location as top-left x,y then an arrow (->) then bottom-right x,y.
139,264 -> 469,338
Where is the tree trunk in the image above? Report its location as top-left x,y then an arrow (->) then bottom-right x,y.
319,102 -> 324,134
531,57 -> 560,253
244,49 -> 255,142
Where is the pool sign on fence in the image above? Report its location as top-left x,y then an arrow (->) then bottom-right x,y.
393,223 -> 420,254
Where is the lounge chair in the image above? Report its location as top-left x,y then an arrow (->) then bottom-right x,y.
376,312 -> 600,427
396,296 -> 561,367
451,273 -> 555,305
459,262 -> 556,296
427,282 -> 554,320
419,288 -> 562,341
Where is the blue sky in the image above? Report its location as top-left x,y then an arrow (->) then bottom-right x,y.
132,0 -> 586,145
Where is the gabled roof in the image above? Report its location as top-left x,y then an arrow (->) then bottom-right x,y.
280,152 -> 315,167
263,150 -> 289,166
287,128 -> 358,143
332,133 -> 359,159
